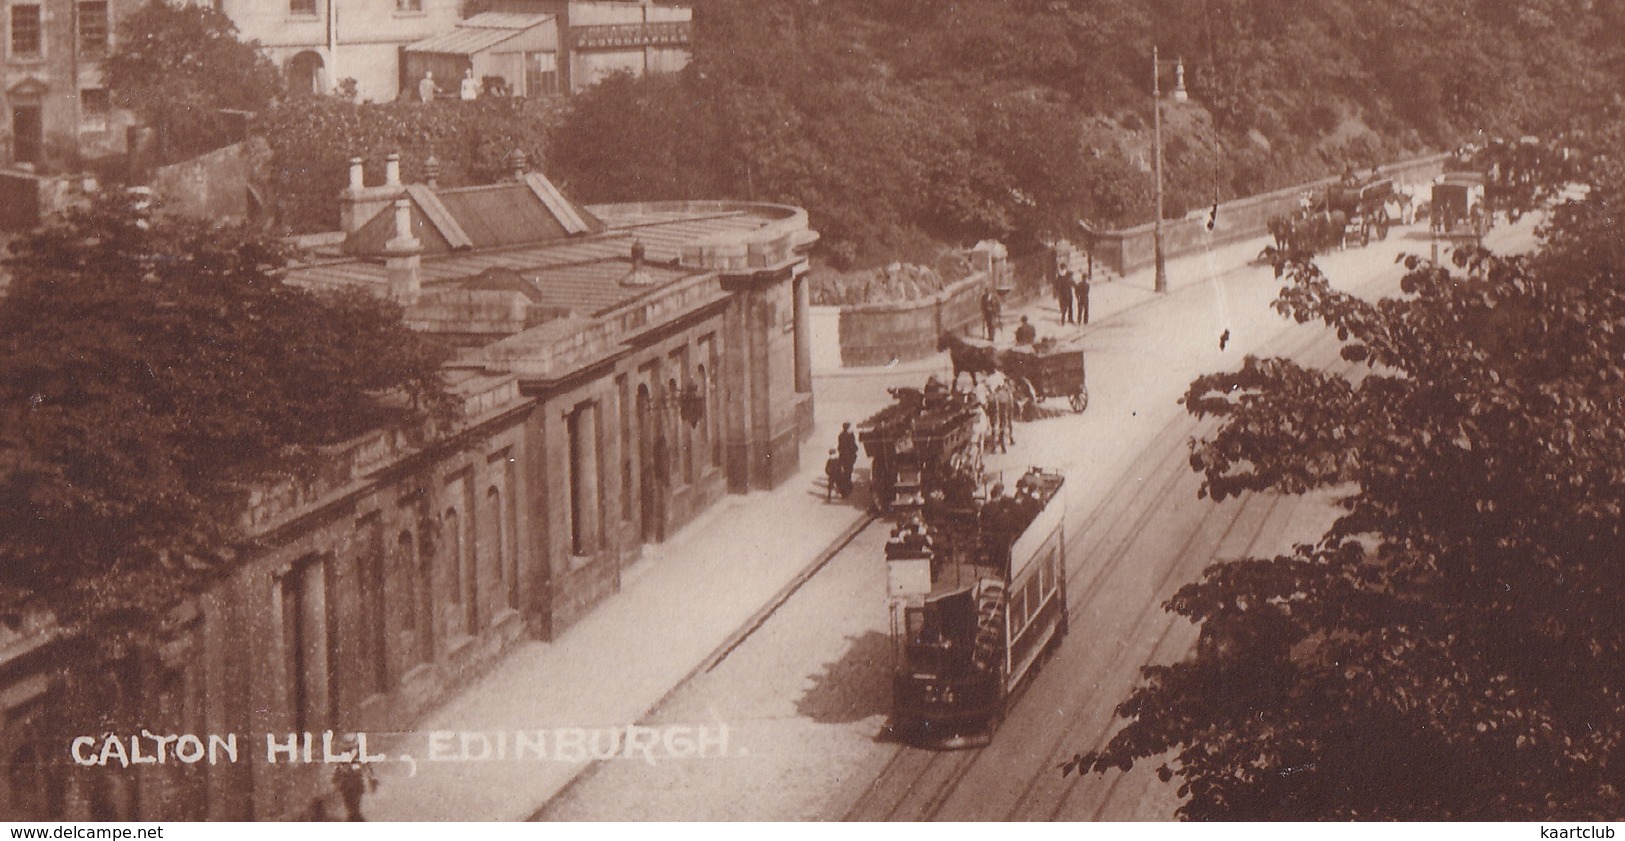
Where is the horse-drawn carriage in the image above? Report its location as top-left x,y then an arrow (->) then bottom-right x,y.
1268,173 -> 1411,256
939,333 -> 1088,422
1431,172 -> 1491,239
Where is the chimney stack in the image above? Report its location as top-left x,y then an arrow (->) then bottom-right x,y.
385,152 -> 402,187
348,157 -> 365,192
424,155 -> 441,190
384,197 -> 423,304
511,149 -> 528,181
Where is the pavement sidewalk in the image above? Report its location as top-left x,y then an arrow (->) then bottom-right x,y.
365,394 -> 881,821
364,228 -> 1270,821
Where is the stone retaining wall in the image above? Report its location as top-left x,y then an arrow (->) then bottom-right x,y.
1086,152 -> 1453,275
831,152 -> 1453,368
837,269 -> 989,367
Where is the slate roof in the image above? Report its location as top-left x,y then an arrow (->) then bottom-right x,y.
344,175 -> 604,257
293,201 -> 795,317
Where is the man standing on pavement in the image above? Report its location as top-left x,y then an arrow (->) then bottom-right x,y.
837,422 -> 859,495
980,287 -> 1002,341
1076,271 -> 1092,325
1055,270 -> 1075,325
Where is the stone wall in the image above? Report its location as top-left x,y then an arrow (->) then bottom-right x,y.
1086,153 -> 1453,275
836,269 -> 990,367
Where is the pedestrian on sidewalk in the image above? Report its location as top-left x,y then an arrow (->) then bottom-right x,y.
1053,271 -> 1075,325
980,287 -> 1002,341
332,735 -> 378,821
837,422 -> 859,496
825,449 -> 846,501
1076,272 -> 1092,325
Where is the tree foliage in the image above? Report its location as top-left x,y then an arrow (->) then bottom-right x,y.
0,193 -> 453,631
549,0 -> 1618,268
253,95 -> 557,234
1065,123 -> 1625,818
105,0 -> 282,162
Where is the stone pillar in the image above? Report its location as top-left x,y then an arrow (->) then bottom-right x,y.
793,271 -> 812,394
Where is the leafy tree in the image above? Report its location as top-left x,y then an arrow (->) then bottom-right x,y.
253,95 -> 557,234
105,0 -> 282,162
0,192 -> 452,632
1065,132 -> 1625,818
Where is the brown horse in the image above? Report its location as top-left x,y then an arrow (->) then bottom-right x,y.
937,331 -> 998,382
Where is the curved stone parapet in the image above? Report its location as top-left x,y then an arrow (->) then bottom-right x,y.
837,271 -> 989,367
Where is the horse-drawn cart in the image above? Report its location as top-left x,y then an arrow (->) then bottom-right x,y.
938,332 -> 1089,422
1001,341 -> 1088,420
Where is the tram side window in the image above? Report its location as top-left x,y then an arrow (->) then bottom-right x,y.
906,607 -> 926,641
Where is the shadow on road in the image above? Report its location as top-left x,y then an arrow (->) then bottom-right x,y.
794,630 -> 892,725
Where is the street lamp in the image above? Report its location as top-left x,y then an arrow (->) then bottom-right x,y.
1151,48 -> 1187,295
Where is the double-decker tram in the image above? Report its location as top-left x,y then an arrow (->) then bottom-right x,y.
884,468 -> 1068,749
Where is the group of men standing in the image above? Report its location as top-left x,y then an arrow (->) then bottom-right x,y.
1054,268 -> 1091,325
978,266 -> 1093,344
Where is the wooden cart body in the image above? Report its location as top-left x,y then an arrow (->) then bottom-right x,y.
1000,342 -> 1088,420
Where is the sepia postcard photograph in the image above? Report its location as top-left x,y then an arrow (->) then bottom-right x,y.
1,0 -> 1622,828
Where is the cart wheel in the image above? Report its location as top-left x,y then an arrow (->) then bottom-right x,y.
1013,378 -> 1037,421
1069,388 -> 1088,413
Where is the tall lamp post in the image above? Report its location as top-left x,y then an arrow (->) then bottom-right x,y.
1151,48 -> 1188,295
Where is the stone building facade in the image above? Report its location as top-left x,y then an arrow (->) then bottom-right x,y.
0,0 -> 143,170
0,370 -> 536,820
0,157 -> 815,820
214,0 -> 465,103
295,154 -> 817,634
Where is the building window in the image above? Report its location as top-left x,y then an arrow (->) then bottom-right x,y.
78,2 -> 109,56
10,4 -> 42,58
396,0 -> 422,11
358,516 -> 388,696
567,403 -> 602,557
280,556 -> 331,734
289,0 -> 317,16
524,52 -> 558,97
702,334 -> 722,467
617,374 -> 633,522
79,88 -> 109,131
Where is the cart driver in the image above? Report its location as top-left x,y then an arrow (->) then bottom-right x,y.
1014,316 -> 1037,345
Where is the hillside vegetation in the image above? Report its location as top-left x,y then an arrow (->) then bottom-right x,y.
550,0 -> 1621,267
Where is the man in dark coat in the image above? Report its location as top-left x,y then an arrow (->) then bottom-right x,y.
980,288 -> 1002,341
1076,272 -> 1092,325
1014,315 -> 1037,345
836,422 -> 859,496
1054,271 -> 1075,324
